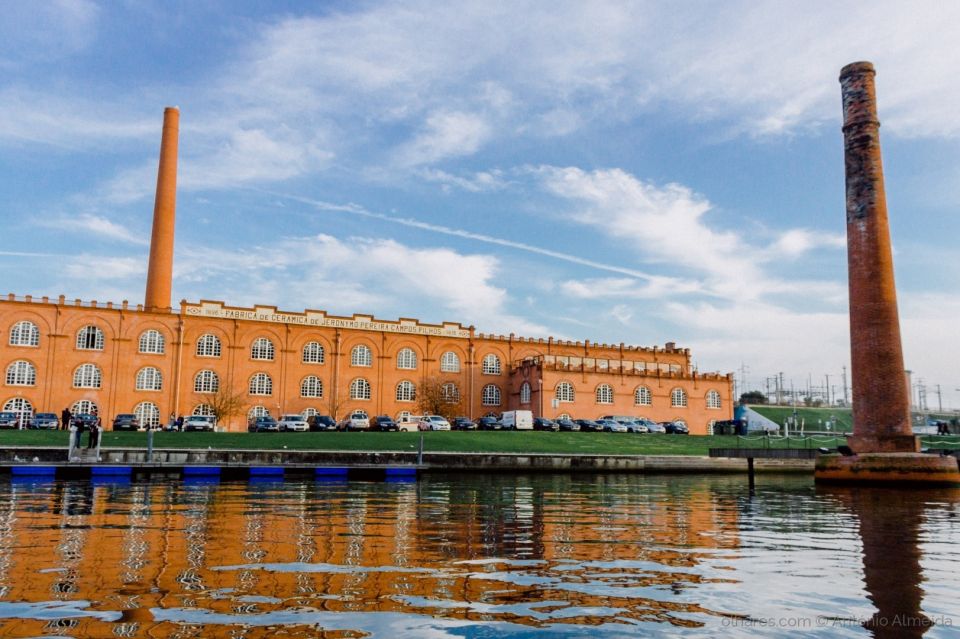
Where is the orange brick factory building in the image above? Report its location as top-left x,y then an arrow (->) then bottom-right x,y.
0,108 -> 732,433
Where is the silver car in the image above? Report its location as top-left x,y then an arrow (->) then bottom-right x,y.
338,412 -> 370,431
596,419 -> 627,433
278,414 -> 309,432
418,415 -> 451,431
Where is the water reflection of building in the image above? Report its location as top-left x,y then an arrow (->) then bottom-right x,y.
0,477 -> 743,636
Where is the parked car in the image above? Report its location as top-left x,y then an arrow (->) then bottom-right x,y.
662,420 -> 689,435
0,411 -> 20,429
533,417 -> 559,431
184,414 -> 216,432
29,413 -> 59,429
278,414 -> 309,432
576,418 -> 602,432
338,412 -> 370,431
477,416 -> 503,430
452,416 -> 478,430
309,415 -> 337,431
501,410 -> 533,430
418,415 -> 451,431
250,416 -> 280,432
369,415 -> 399,432
72,414 -> 100,430
620,418 -> 649,434
397,415 -> 421,432
597,418 -> 627,433
638,418 -> 665,434
112,413 -> 140,431
556,418 -> 580,432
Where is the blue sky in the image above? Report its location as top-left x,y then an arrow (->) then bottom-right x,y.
2,1 -> 959,408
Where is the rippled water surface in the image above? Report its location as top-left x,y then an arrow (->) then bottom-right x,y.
0,474 -> 957,637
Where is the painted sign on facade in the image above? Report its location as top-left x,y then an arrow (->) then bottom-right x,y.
184,302 -> 470,338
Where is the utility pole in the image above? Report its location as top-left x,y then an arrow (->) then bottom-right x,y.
841,366 -> 849,405
936,384 -> 942,413
825,374 -> 831,406
778,372 -> 784,405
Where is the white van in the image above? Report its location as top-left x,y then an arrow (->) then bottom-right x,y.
501,410 -> 533,430
397,415 -> 420,432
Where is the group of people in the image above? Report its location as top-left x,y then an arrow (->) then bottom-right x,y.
61,406 -> 101,450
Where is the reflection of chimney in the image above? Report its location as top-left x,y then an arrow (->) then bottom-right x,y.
840,63 -> 915,453
144,107 -> 179,311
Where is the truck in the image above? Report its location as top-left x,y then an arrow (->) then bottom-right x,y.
501,410 -> 533,430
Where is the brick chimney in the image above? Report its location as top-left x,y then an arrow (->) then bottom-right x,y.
840,62 -> 916,453
144,107 -> 179,311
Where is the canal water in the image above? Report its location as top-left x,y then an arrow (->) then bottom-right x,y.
0,474 -> 956,638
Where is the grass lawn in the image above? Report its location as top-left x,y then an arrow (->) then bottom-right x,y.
0,429 -> 854,456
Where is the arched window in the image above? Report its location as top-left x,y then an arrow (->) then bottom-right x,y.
706,389 -> 722,409
134,402 -> 160,428
5,360 -> 36,386
251,337 -> 275,361
351,344 -> 373,367
555,381 -> 575,403
76,325 -> 105,351
441,382 -> 460,404
194,370 -> 219,394
482,354 -> 501,375
9,320 -> 39,347
3,397 -> 33,426
196,333 -> 222,358
397,410 -> 412,422
596,384 -> 614,404
396,348 -> 417,370
248,405 -> 270,421
635,386 -> 652,406
350,378 -> 371,400
302,407 -> 319,420
135,366 -> 163,391
671,388 -> 688,408
138,329 -> 165,354
249,372 -> 273,396
301,375 -> 323,398
193,404 -> 214,416
302,341 -> 325,364
396,380 -> 416,402
71,399 -> 98,416
520,382 -> 531,404
73,363 -> 102,389
440,351 -> 460,373
482,384 -> 501,406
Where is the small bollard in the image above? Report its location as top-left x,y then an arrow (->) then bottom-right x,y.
417,435 -> 424,466
147,428 -> 154,462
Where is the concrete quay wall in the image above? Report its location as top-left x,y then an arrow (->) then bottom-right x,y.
0,447 -> 814,473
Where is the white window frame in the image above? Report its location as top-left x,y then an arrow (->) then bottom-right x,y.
596,384 -> 614,404
135,366 -> 163,391
9,320 -> 40,347
302,341 -> 325,364
73,363 -> 102,389
350,378 -> 371,400
249,372 -> 273,396
5,360 -> 36,386
138,329 -> 165,354
71,399 -> 98,416
481,384 -> 501,406
76,325 -> 105,351
441,382 -> 460,404
440,351 -> 460,373
196,333 -> 222,358
519,382 -> 531,404
396,380 -> 416,402
134,401 -> 161,428
193,404 -> 214,416
194,369 -> 219,394
555,381 -> 575,403
4,397 -> 33,425
482,354 -> 501,375
251,337 -> 275,361
396,348 -> 417,370
351,344 -> 373,367
671,387 -> 688,408
706,389 -> 722,409
300,375 -> 323,398
635,386 -> 652,406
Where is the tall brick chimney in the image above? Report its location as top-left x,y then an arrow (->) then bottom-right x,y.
839,62 -> 916,453
144,106 -> 179,311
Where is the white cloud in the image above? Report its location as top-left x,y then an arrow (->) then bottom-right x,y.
64,256 -> 144,281
40,213 -> 147,245
0,0 -> 99,67
394,111 -> 492,167
418,168 -> 507,193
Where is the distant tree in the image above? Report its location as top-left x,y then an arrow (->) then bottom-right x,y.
208,384 -> 245,429
739,390 -> 767,405
416,376 -> 464,421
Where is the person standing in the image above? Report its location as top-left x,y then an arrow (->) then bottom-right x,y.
87,418 -> 99,449
74,417 -> 86,450
61,407 -> 71,431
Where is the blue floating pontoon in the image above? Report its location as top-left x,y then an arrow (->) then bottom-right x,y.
183,466 -> 222,476
91,466 -> 132,476
249,466 -> 284,476
11,466 -> 57,476
315,467 -> 349,476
